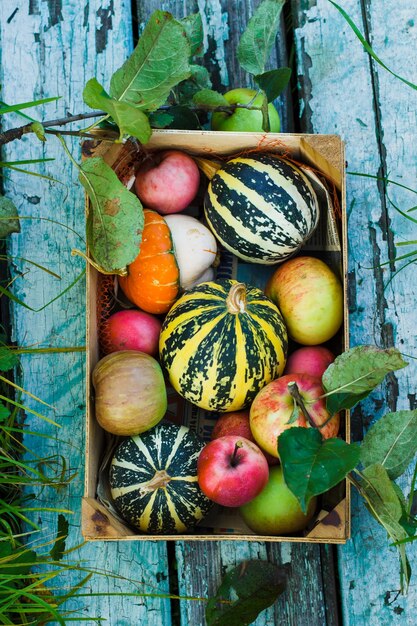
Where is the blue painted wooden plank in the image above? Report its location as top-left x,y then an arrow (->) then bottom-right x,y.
0,1 -> 172,623
294,0 -> 417,623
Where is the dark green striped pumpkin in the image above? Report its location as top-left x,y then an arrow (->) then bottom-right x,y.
204,153 -> 319,264
109,422 -> 212,534
159,279 -> 288,412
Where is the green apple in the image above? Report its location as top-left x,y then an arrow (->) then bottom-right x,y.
211,88 -> 281,133
239,466 -> 317,535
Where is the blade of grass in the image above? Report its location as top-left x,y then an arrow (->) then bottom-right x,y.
0,97 -> 61,115
0,394 -> 59,427
330,2 -> 417,90
0,375 -> 55,409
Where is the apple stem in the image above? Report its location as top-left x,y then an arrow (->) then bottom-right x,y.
231,441 -> 244,467
287,382 -> 317,428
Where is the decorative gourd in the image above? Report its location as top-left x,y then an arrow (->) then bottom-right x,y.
119,209 -> 179,314
159,279 -> 288,412
204,153 -> 319,264
164,214 -> 218,290
109,422 -> 212,534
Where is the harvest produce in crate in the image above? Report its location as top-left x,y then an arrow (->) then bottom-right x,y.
101,309 -> 162,356
204,154 -> 319,264
163,214 -> 217,290
210,88 -> 281,133
93,351 -> 167,436
249,373 -> 340,458
134,149 -> 200,214
266,256 -> 343,344
109,422 -> 212,534
119,209 -> 180,314
197,435 -> 269,507
239,466 -> 317,535
159,279 -> 288,412
284,345 -> 335,378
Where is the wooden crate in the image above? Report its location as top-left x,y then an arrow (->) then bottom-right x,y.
82,130 -> 349,543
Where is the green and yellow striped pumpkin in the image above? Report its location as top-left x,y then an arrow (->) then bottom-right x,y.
159,279 -> 288,412
109,422 -> 212,534
204,153 -> 319,264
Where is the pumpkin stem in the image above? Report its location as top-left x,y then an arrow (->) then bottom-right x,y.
144,469 -> 172,491
287,381 -> 317,428
194,157 -> 223,180
226,283 -> 247,314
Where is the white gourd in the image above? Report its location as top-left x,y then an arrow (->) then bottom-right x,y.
164,214 -> 217,290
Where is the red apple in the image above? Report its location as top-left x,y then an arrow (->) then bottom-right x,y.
197,435 -> 269,507
101,310 -> 162,356
265,256 -> 343,345
211,411 -> 279,466
284,346 -> 335,379
249,373 -> 339,459
134,150 -> 200,215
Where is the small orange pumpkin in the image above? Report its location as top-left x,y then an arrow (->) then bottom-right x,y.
119,209 -> 180,314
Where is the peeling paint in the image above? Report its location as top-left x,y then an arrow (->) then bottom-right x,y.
197,0 -> 229,87
42,0 -> 63,27
96,0 -> 114,54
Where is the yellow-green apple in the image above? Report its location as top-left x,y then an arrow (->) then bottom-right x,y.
239,466 -> 317,535
249,373 -> 339,458
134,150 -> 200,214
284,345 -> 335,378
197,435 -> 269,507
102,310 -> 162,356
265,256 -> 343,345
211,410 -> 279,466
211,88 -> 281,133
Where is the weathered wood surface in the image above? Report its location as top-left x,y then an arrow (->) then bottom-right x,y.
293,0 -> 417,623
1,0 -> 417,624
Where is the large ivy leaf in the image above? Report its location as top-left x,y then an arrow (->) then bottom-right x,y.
181,13 -> 204,56
322,345 -> 408,415
206,560 -> 287,626
50,514 -> 69,561
80,157 -> 143,273
279,427 -> 361,513
0,195 -> 20,238
83,78 -> 152,143
237,0 -> 286,76
0,401 -> 10,423
109,11 -> 191,112
0,345 -> 19,371
361,410 -> 417,479
254,67 -> 292,102
358,464 -> 410,592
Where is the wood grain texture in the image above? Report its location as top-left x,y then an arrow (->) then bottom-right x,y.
293,0 -> 417,623
0,2 -> 171,624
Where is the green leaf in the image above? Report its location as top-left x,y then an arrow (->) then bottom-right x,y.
149,111 -> 175,129
181,13 -> 204,56
50,514 -> 69,561
0,542 -> 38,578
237,0 -> 286,76
357,463 -> 410,592
176,65 -> 212,105
361,410 -> 417,479
254,67 -> 292,102
279,427 -> 361,513
193,89 -> 229,109
0,195 -> 20,238
30,121 -> 46,142
0,401 -> 10,423
329,1 -> 417,91
206,560 -> 287,626
0,96 -> 60,115
322,345 -> 408,415
0,346 -> 19,371
152,106 -> 201,130
79,157 -> 143,273
260,91 -> 270,132
83,78 -> 152,143
109,10 -> 191,112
